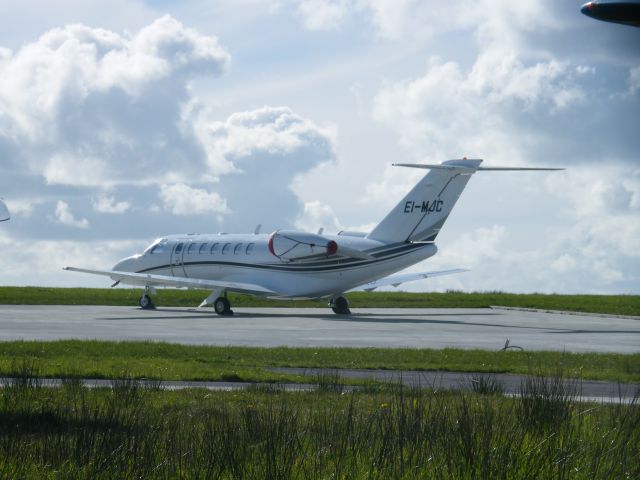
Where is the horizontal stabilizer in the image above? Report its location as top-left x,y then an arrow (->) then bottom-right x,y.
349,268 -> 468,292
63,266 -> 276,296
393,162 -> 564,171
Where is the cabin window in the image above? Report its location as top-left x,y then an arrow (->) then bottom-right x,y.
210,243 -> 219,254
175,243 -> 184,253
199,243 -> 208,254
234,243 -> 243,255
222,243 -> 231,254
246,243 -> 254,255
187,243 -> 196,254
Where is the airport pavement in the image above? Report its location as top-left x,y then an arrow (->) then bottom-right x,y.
2,369 -> 636,403
0,305 -> 638,352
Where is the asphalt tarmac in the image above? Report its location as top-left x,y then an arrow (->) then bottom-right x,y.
0,305 -> 638,352
1,370 -> 635,403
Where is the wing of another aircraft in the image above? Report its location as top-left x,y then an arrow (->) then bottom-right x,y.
349,268 -> 468,292
0,200 -> 9,222
63,267 -> 276,296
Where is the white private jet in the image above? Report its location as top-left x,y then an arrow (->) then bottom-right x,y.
65,159 -> 562,315
0,199 -> 9,222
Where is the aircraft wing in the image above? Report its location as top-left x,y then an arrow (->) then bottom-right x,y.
349,268 -> 468,292
0,200 -> 9,222
63,267 -> 276,296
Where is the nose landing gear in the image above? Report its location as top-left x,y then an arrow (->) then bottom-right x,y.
329,295 -> 351,315
139,288 -> 155,310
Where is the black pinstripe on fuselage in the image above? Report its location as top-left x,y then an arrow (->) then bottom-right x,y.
135,241 -> 426,275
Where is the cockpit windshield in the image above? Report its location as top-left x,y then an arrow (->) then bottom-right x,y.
144,238 -> 168,255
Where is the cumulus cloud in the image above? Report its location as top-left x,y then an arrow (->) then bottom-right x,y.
194,105 -> 337,174
372,53 -> 585,163
295,200 -> 342,232
191,106 -> 337,231
160,183 -> 230,216
92,195 -> 130,214
0,15 -> 230,187
53,201 -> 89,229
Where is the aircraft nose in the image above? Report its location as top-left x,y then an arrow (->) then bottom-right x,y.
581,2 -> 595,17
113,256 -> 137,272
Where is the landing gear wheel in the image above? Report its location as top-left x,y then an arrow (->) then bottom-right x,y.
330,296 -> 351,315
139,294 -> 155,310
213,297 -> 233,316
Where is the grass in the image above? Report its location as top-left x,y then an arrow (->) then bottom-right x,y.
0,364 -> 638,479
0,286 -> 639,316
0,340 -> 638,383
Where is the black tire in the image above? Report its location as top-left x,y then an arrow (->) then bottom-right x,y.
139,294 -> 155,310
331,296 -> 350,315
214,297 -> 228,315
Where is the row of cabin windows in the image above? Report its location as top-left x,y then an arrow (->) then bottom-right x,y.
172,242 -> 255,256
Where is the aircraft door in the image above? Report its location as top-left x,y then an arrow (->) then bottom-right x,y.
170,242 -> 187,277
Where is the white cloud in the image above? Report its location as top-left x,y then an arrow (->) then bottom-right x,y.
551,254 -> 577,273
160,183 -> 230,216
295,200 -> 342,232
53,200 -> 89,229
0,230 -> 142,286
297,0 -> 350,31
372,52 -> 584,161
292,0 -> 558,41
185,105 -> 338,230
4,198 -> 37,217
44,154 -> 109,186
359,0 -> 474,40
92,195 -> 130,214
545,167 -> 639,219
438,225 -> 507,267
0,15 -> 230,187
193,105 -> 337,174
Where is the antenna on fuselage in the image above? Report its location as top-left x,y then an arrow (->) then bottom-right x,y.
254,224 -> 262,234
317,227 -> 324,235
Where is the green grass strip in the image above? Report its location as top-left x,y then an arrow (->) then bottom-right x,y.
1,287 -> 639,316
1,340 -> 638,383
2,383 -> 638,478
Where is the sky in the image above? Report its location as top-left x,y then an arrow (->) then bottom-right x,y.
0,0 -> 638,293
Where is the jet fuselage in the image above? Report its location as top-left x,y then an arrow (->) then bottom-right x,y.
115,233 -> 437,299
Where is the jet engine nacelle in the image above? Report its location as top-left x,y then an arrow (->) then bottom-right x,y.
268,230 -> 337,261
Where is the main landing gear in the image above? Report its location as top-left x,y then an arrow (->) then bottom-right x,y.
213,296 -> 234,316
329,295 -> 351,315
198,289 -> 234,316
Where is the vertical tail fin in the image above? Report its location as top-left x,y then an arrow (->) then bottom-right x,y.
366,159 -> 563,243
366,159 -> 482,243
